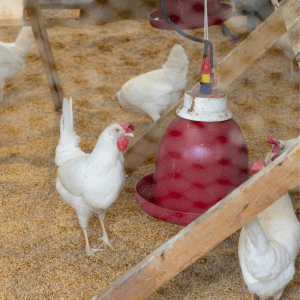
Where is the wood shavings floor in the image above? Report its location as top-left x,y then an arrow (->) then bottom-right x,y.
0,17 -> 299,300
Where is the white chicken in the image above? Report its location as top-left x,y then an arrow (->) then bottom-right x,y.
116,44 -> 189,122
55,97 -> 134,256
239,135 -> 300,300
0,26 -> 35,103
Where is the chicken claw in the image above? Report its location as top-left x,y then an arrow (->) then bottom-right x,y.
83,228 -> 105,257
100,220 -> 116,251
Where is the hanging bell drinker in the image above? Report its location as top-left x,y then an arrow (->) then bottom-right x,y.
148,86 -> 249,225
200,53 -> 213,95
210,71 -> 217,89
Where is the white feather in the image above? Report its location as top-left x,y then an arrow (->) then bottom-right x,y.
0,27 -> 35,101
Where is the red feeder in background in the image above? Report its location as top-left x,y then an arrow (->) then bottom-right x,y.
149,0 -> 232,30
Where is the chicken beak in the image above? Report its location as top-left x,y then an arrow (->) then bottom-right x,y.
124,133 -> 134,138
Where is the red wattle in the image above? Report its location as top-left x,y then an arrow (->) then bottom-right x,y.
271,154 -> 279,161
117,136 -> 129,151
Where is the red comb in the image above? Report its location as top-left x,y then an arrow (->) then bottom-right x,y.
250,159 -> 266,174
119,122 -> 135,133
267,135 -> 280,153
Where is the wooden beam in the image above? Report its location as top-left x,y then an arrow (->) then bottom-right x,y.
26,0 -> 64,109
0,17 -> 80,27
124,95 -> 181,174
288,20 -> 300,68
124,0 -> 299,172
280,0 -> 300,30
94,137 -> 300,300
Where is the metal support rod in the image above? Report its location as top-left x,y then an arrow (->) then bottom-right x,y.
160,0 -> 214,68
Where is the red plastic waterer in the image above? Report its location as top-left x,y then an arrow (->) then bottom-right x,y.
135,84 -> 249,226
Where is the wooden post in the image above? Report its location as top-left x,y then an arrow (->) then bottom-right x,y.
26,0 -> 64,109
94,138 -> 300,300
124,0 -> 300,172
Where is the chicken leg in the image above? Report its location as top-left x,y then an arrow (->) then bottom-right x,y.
83,228 -> 105,257
251,293 -> 255,300
100,220 -> 115,251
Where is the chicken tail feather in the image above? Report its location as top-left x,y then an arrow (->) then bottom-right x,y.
12,26 -> 35,58
55,97 -> 83,166
244,215 -> 292,281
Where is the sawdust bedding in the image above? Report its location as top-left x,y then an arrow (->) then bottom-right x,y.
0,14 -> 299,300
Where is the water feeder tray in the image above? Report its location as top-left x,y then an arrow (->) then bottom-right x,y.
135,173 -> 202,226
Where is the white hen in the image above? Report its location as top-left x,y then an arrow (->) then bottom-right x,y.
0,26 -> 35,103
55,97 -> 134,256
239,135 -> 300,300
116,44 -> 189,122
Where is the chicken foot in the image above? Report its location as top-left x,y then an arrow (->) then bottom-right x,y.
100,220 -> 115,251
0,88 -> 3,104
83,228 -> 105,257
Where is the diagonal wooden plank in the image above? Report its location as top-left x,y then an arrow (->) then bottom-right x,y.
94,137 -> 300,300
216,0 -> 300,89
124,92 -> 183,174
286,19 -> 300,68
124,0 -> 299,173
26,0 -> 64,109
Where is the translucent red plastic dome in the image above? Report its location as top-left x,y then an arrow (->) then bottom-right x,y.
135,87 -> 249,226
149,0 -> 232,30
